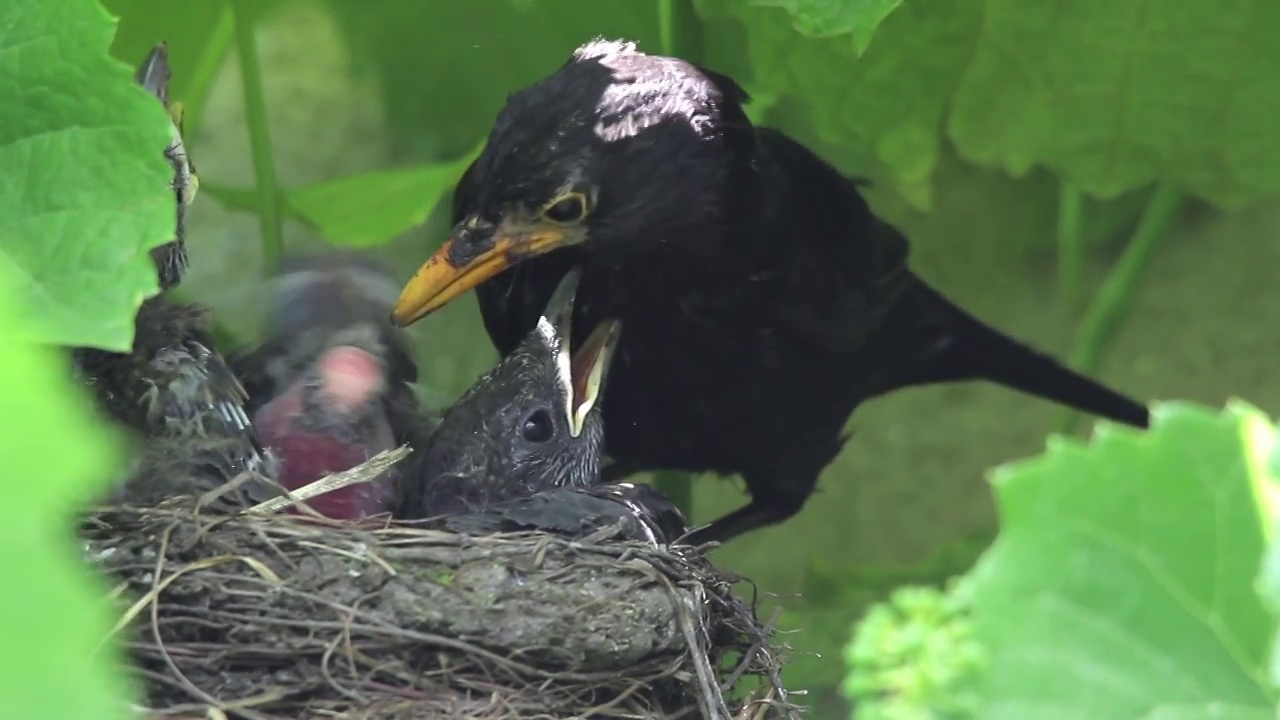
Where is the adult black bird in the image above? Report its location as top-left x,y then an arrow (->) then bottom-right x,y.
230,252 -> 430,519
80,43 -> 271,503
408,269 -> 623,518
390,39 -> 1151,545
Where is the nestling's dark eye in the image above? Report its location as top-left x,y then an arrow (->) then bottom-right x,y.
521,409 -> 555,443
542,193 -> 588,223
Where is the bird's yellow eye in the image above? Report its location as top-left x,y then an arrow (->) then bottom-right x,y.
541,192 -> 589,223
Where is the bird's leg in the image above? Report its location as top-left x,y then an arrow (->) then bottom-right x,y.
687,492 -> 806,545
687,438 -> 841,545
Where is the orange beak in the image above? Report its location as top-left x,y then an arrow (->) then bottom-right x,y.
390,227 -> 568,327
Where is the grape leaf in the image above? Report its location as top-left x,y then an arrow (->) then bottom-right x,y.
967,401 -> 1278,718
750,0 -> 904,56
0,0 -> 175,351
702,0 -> 1280,209
0,260 -> 132,718
695,0 -> 982,208
1255,419 -> 1280,691
948,0 -> 1280,207
285,151 -> 478,248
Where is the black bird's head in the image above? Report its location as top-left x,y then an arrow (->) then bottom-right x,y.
390,38 -> 753,327
414,269 -> 622,517
134,42 -> 198,290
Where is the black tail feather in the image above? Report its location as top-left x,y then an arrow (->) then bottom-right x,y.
878,278 -> 1150,429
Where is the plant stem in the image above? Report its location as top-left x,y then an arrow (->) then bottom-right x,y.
1056,183 -> 1083,315
180,2 -> 234,143
230,0 -> 284,276
1058,182 -> 1183,434
199,181 -> 260,213
657,0 -> 704,60
658,0 -> 677,56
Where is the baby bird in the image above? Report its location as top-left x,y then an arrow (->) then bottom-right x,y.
407,268 -> 621,517
231,252 -> 429,519
81,43 -> 270,504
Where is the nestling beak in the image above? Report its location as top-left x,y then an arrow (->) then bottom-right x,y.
391,217 -> 577,327
525,269 -> 619,438
134,42 -> 171,105
567,319 -> 622,437
522,267 -> 616,435
134,42 -> 198,208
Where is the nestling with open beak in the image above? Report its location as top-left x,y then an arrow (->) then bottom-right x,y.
82,43 -> 271,505
232,252 -> 430,520
408,268 -> 622,518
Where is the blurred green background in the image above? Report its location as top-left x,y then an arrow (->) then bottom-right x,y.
100,0 -> 1280,714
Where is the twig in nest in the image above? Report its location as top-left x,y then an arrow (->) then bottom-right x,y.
244,445 -> 412,514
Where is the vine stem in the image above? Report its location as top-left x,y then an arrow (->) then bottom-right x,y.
179,3 -> 234,143
230,0 -> 284,276
1058,182 -> 1183,434
1056,183 -> 1083,315
658,0 -> 677,56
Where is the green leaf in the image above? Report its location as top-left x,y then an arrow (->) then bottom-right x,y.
968,401 -> 1278,718
0,0 -> 175,351
843,583 -> 984,720
285,151 -> 478,248
751,0 -> 904,56
1254,415 -> 1280,690
948,0 -> 1280,207
696,0 -> 982,208
0,261 -> 132,718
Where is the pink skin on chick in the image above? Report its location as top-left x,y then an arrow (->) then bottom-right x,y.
253,345 -> 398,519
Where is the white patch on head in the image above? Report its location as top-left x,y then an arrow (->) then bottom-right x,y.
536,315 -> 578,436
573,38 -> 722,144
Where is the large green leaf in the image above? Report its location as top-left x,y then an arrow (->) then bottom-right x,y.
285,151 -> 479,248
751,0 -> 904,56
0,261 -> 131,717
695,0 -> 982,208
968,401 -> 1278,718
1256,419 -> 1280,690
948,0 -> 1280,207
703,0 -> 1280,209
0,0 -> 175,351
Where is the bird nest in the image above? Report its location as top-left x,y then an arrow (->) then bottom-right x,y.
82,488 -> 794,719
